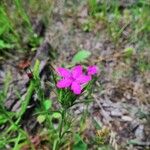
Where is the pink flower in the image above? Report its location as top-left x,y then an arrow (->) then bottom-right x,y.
56,65 -> 91,95
87,66 -> 98,75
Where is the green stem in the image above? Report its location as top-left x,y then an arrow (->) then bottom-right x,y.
53,139 -> 59,150
59,109 -> 66,139
53,108 -> 66,150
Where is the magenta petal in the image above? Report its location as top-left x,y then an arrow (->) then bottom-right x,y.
57,78 -> 72,88
87,66 -> 98,75
76,75 -> 91,84
71,81 -> 81,95
72,65 -> 82,78
56,67 -> 71,77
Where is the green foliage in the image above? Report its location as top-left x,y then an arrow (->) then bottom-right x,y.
82,19 -> 94,32
14,0 -> 43,48
52,112 -> 61,119
129,1 -> 150,46
86,0 -> 150,47
29,0 -> 53,22
73,134 -> 87,150
37,114 -> 46,123
123,47 -> 134,59
14,0 -> 32,30
136,56 -> 150,72
0,7 -> 12,35
33,59 -> 40,78
0,114 -> 8,125
0,60 -> 98,149
16,60 -> 40,120
0,39 -> 13,49
0,0 -> 44,55
43,99 -> 52,110
0,6 -> 19,50
0,60 -> 43,149
72,50 -> 91,63
57,88 -> 77,108
88,0 -> 99,16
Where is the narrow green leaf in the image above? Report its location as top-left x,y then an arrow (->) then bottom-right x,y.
33,59 -> 40,78
128,139 -> 144,145
0,115 -> 7,124
16,80 -> 35,120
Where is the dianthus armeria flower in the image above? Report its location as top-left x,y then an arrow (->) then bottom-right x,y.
56,65 -> 98,95
87,65 -> 98,75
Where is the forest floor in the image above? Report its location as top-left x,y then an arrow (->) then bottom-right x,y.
0,0 -> 150,150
